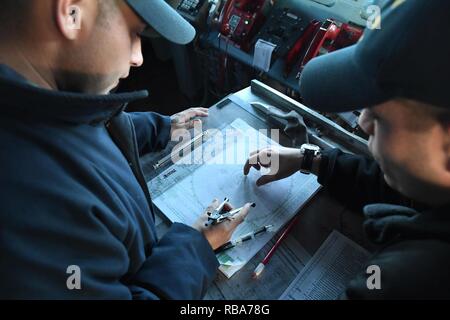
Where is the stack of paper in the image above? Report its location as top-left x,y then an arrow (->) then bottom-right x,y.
279,230 -> 370,300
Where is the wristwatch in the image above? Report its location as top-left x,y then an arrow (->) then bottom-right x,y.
300,144 -> 321,174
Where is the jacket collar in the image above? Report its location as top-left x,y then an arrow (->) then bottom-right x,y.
0,64 -> 149,124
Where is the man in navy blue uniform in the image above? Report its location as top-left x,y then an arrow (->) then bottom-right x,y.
0,0 -> 252,299
245,0 -> 450,299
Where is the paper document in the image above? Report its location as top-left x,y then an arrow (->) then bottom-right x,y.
279,230 -> 370,300
253,39 -> 277,72
149,119 -> 321,278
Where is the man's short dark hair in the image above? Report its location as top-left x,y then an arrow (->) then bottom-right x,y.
97,0 -> 121,28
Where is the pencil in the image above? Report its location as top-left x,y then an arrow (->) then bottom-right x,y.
252,214 -> 301,278
214,224 -> 273,254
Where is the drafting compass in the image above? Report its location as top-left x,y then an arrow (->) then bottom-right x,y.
205,198 -> 256,227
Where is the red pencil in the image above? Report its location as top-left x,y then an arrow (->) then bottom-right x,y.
252,214 -> 301,278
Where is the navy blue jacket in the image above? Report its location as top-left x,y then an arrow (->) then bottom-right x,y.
0,65 -> 219,299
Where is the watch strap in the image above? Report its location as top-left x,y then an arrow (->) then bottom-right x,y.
300,149 -> 314,173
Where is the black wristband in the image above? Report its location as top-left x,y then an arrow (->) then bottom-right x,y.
300,149 -> 314,173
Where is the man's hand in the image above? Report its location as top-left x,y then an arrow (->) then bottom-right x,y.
243,147 -> 304,187
170,107 -> 209,136
193,199 -> 253,250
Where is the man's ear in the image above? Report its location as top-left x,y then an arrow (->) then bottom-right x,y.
55,0 -> 83,40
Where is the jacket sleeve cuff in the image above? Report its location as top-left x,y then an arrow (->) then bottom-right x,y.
317,148 -> 341,188
128,222 -> 219,299
172,222 -> 220,274
129,112 -> 172,155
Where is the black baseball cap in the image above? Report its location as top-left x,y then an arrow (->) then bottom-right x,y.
299,0 -> 450,112
125,0 -> 195,45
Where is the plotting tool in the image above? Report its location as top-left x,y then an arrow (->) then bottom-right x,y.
153,130 -> 210,170
205,198 -> 256,227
